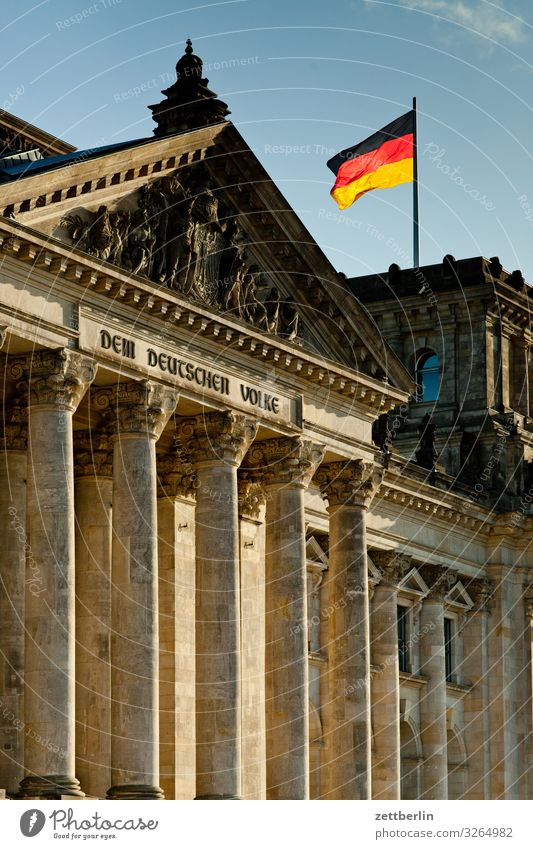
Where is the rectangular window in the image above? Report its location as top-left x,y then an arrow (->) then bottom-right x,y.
397,605 -> 410,673
444,617 -> 454,682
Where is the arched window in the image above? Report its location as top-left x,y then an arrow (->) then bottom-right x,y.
415,351 -> 440,402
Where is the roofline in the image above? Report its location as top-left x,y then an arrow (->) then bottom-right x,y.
0,109 -> 76,155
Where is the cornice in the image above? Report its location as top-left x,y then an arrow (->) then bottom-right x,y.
377,461 -> 491,534
0,218 -> 407,414
0,123 -> 226,218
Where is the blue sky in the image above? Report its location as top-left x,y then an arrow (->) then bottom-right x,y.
4,0 -> 533,278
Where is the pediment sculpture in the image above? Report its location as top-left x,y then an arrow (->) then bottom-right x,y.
59,167 -> 300,341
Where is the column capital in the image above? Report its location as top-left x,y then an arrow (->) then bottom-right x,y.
0,396 -> 28,451
177,411 -> 258,468
93,381 -> 178,440
157,449 -> 196,500
73,430 -> 112,478
245,436 -> 325,488
370,549 -> 412,586
9,349 -> 96,412
238,477 -> 267,520
420,565 -> 457,601
315,459 -> 383,509
467,577 -> 495,612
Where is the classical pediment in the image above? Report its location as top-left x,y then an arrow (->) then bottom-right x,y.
0,117 -> 414,392
445,581 -> 474,610
398,567 -> 429,597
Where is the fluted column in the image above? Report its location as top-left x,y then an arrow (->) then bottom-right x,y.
156,452 -> 197,800
238,478 -> 267,800
73,431 -> 113,799
419,566 -> 456,800
316,460 -> 382,800
94,381 -> 178,800
11,350 -> 96,799
177,412 -> 258,800
246,437 -> 324,799
370,551 -> 410,800
0,398 -> 27,795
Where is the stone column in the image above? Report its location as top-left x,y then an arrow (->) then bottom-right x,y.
178,412 -> 258,800
246,437 -> 324,800
370,550 -> 410,800
156,452 -> 196,800
0,398 -> 27,795
461,578 -> 492,799
238,478 -> 267,800
12,349 -> 96,799
418,565 -> 456,800
94,381 -> 178,800
316,460 -> 382,800
73,431 -> 113,800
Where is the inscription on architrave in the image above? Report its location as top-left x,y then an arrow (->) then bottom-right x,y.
78,316 -> 302,427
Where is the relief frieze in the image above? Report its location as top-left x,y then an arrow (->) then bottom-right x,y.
59,165 -> 303,342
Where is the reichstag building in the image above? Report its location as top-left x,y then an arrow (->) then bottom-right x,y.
0,40 -> 531,800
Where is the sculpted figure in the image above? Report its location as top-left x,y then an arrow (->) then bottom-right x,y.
279,296 -> 299,340
126,208 -> 156,276
263,286 -> 281,334
182,188 -> 226,305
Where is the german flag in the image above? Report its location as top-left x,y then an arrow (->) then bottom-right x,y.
327,111 -> 414,210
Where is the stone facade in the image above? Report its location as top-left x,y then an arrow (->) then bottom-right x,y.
0,42 -> 531,800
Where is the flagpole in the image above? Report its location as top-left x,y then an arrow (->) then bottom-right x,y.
413,96 -> 420,268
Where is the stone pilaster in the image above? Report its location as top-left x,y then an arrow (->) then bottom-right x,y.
485,563 -> 522,799
0,398 -> 27,795
418,565 -> 456,800
461,578 -> 493,799
524,590 -> 533,801
10,349 -> 96,799
157,450 -> 196,800
246,437 -> 324,799
238,477 -> 267,799
177,412 -> 258,800
315,459 -> 382,800
73,430 -> 113,800
369,550 -> 411,800
94,381 -> 178,800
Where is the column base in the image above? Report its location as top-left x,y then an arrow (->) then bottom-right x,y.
195,794 -> 241,800
106,784 -> 164,800
18,775 -> 84,800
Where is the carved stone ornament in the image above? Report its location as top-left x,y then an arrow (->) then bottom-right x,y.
370,550 -> 412,586
420,565 -> 458,601
8,349 -> 96,412
149,39 -> 230,135
0,395 -> 28,451
315,460 -> 384,509
157,449 -> 197,500
467,577 -> 494,613
244,436 -> 325,488
73,430 -> 112,478
93,381 -> 178,440
238,477 -> 267,520
177,411 -> 258,467
59,164 -> 303,342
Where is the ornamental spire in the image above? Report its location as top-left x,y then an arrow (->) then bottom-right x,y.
149,38 -> 230,135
